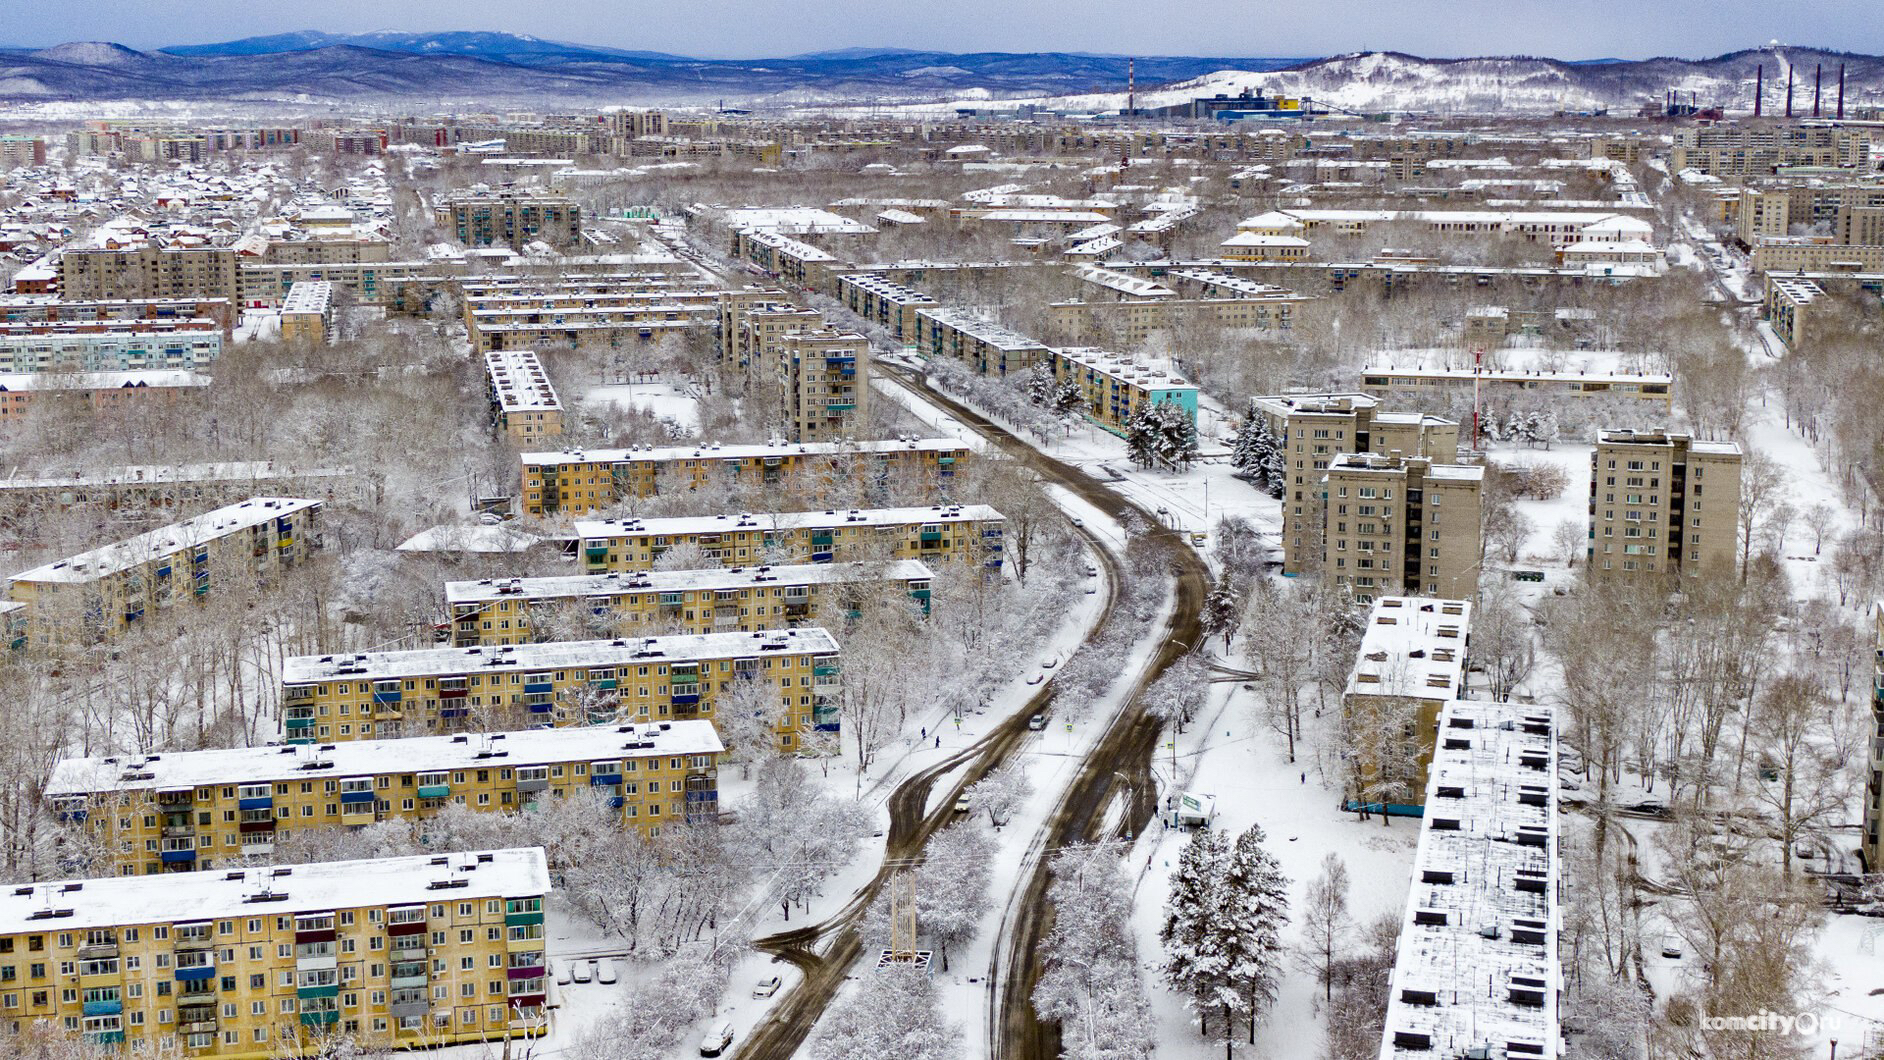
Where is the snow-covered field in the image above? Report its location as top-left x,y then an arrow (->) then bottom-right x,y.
584,381 -> 701,432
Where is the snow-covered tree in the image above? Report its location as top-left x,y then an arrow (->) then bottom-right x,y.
1144,653 -> 1210,733
809,962 -> 961,1060
965,760 -> 1034,829
1219,824 -> 1289,1046
1033,842 -> 1156,1060
1200,572 -> 1241,652
1126,399 -> 1198,472
738,757 -> 871,922
1298,852 -> 1350,1002
914,822 -> 995,971
1160,828 -> 1232,1038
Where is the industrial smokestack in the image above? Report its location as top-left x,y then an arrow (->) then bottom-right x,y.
1839,64 -> 1846,119
1127,58 -> 1135,119
1814,64 -> 1823,117
1786,66 -> 1794,117
1755,64 -> 1763,117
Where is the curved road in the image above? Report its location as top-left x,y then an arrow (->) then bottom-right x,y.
732,363 -> 1209,1059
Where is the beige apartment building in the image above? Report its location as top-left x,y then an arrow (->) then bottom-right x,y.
1252,393 -> 1460,578
59,246 -> 240,302
1587,429 -> 1742,584
440,192 -> 581,250
1322,453 -> 1484,602
776,329 -> 869,441
1341,595 -> 1472,814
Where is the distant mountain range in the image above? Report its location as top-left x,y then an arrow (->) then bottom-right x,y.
0,31 -> 1877,114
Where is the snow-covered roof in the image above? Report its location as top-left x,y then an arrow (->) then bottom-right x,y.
0,849 -> 550,934
483,349 -> 561,413
1220,232 -> 1311,248
1073,264 -> 1173,298
48,722 -> 722,797
0,462 -> 350,492
915,307 -> 1049,353
11,498 -> 319,585
1345,596 -> 1472,702
522,436 -> 967,468
1050,347 -> 1194,392
575,504 -> 1006,541
0,369 -> 211,392
722,206 -> 876,235
444,560 -> 934,606
283,628 -> 840,686
1379,699 -> 1560,1059
395,525 -> 541,554
835,273 -> 939,305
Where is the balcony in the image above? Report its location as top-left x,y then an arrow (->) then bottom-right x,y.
296,984 -> 340,1000
300,1010 -> 339,1027
416,783 -> 450,799
339,790 -> 375,806
160,849 -> 197,864
81,1000 -> 121,1017
174,963 -> 215,983
76,943 -> 117,960
390,1001 -> 429,1019
505,909 -> 545,927
238,795 -> 273,811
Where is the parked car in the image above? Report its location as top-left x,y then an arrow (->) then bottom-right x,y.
597,961 -> 618,985
753,976 -> 781,999
1084,563 -> 1099,577
1028,712 -> 1048,731
954,794 -> 971,814
700,1021 -> 736,1057
553,963 -> 571,986
1041,655 -> 1059,669
571,961 -> 593,984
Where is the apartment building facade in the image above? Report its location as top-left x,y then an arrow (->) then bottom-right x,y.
7,498 -> 323,645
1045,347 -> 1198,436
519,437 -> 969,515
59,247 -> 240,302
834,272 -> 939,342
0,324 -> 222,374
1253,393 -> 1461,578
0,849 -> 550,1057
776,329 -> 870,441
47,724 -> 721,875
444,560 -> 935,646
482,350 -> 563,445
441,193 -> 580,250
1322,454 -> 1484,601
280,628 -> 841,751
912,307 -> 1049,378
1341,596 -> 1472,815
1358,365 -> 1673,412
1587,429 -> 1742,584
573,504 -> 1006,573
277,282 -> 334,345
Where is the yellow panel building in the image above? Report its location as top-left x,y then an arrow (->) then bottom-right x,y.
444,560 -> 934,646
46,722 -> 722,875
0,848 -> 550,1057
572,504 -> 1006,572
280,628 -> 841,751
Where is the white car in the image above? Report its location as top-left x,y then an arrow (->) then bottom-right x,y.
571,961 -> 593,984
700,1021 -> 736,1057
598,961 -> 619,985
753,975 -> 781,998
553,963 -> 572,986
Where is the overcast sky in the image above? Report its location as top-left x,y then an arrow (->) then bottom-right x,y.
24,0 -> 1884,58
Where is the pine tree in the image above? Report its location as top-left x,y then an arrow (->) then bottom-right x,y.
1256,416 -> 1285,499
1024,365 -> 1055,407
1219,825 -> 1290,1047
1126,404 -> 1160,469
1201,573 -> 1241,651
1052,379 -> 1084,415
1231,403 -> 1267,486
1160,828 -> 1232,1040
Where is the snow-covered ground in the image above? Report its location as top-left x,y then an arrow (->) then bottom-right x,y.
584,381 -> 701,432
1128,675 -> 1420,1057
